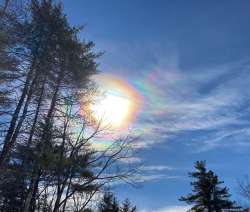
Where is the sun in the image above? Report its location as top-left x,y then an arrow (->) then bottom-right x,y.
82,74 -> 143,131
91,90 -> 131,129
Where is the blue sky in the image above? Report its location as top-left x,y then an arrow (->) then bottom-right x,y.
62,1 -> 250,211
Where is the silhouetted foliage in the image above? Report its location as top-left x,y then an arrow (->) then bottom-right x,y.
98,192 -> 120,212
0,0 -> 137,211
120,199 -> 136,212
98,193 -> 136,212
180,161 -> 243,212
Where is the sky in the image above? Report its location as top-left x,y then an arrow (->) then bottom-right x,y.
62,1 -> 250,211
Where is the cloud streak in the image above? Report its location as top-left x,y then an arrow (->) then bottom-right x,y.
93,24 -> 250,153
140,205 -> 191,212
140,165 -> 175,171
129,58 -> 250,151
153,205 -> 191,212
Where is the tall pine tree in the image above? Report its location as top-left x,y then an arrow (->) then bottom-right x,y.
180,161 -> 242,212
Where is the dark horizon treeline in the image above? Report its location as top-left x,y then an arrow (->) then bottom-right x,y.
0,0 -> 137,211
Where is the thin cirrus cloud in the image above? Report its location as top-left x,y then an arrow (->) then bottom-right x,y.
127,58 -> 250,151
132,174 -> 180,184
139,205 -> 191,212
108,174 -> 179,187
191,128 -> 250,152
139,165 -> 175,172
153,205 -> 191,212
99,40 -> 250,152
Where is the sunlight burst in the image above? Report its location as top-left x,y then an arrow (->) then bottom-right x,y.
82,74 -> 143,132
91,91 -> 131,128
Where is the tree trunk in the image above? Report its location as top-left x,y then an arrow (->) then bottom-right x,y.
53,187 -> 65,212
23,71 -> 64,212
0,66 -> 34,168
27,76 -> 46,146
23,170 -> 41,212
30,177 -> 40,212
8,73 -> 38,154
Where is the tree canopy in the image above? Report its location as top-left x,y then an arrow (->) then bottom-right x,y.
180,161 -> 243,212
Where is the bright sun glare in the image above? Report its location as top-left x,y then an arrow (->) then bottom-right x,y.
83,74 -> 143,131
91,91 -> 130,129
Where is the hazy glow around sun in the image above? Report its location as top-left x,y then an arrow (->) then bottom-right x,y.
82,74 -> 143,132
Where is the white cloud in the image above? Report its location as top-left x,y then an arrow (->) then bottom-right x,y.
194,127 -> 250,152
107,174 -> 180,187
154,205 -> 191,212
140,205 -> 191,212
133,174 -> 179,183
118,157 -> 142,164
98,40 -> 250,152
140,165 -> 174,171
130,59 -> 250,151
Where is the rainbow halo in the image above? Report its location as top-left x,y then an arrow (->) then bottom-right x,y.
82,73 -> 143,134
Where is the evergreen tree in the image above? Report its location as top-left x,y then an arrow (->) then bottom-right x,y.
0,0 -> 99,168
180,161 -> 241,212
98,192 -> 120,212
0,0 -> 99,210
98,193 -> 136,212
120,199 -> 136,212
0,1 -> 138,211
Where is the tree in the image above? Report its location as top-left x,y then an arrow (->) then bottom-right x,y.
0,0 -> 99,168
0,0 -> 24,118
0,1 -> 139,211
120,199 -> 136,212
0,0 -> 99,209
97,193 -> 136,212
33,95 -> 137,212
98,192 -> 120,212
180,161 -> 242,212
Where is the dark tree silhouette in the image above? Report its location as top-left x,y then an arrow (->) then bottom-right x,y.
98,192 -> 120,212
180,161 -> 243,212
97,193 -> 136,212
120,199 -> 136,212
0,1 -> 138,211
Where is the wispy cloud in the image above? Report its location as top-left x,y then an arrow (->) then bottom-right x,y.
192,127 -> 250,152
129,58 -> 250,151
140,205 -> 191,212
118,156 -> 142,164
109,174 -> 180,187
98,39 -> 250,152
132,174 -> 180,184
140,165 -> 175,171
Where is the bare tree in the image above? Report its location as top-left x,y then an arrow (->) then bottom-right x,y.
29,95 -> 139,212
